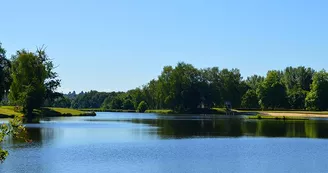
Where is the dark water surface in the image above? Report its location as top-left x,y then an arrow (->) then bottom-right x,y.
1,112 -> 328,173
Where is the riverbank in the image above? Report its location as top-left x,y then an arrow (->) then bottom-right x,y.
0,106 -> 96,118
79,108 -> 229,114
259,111 -> 328,118
80,107 -> 328,118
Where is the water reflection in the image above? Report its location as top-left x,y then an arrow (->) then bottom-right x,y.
10,115 -> 328,144
129,118 -> 328,139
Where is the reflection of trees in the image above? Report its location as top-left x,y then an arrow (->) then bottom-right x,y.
242,120 -> 328,139
26,128 -> 43,142
132,118 -> 244,138
132,118 -> 328,139
25,127 -> 55,144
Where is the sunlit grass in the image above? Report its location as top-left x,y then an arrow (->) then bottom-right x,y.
247,114 -> 309,120
0,106 -> 95,118
145,110 -> 173,114
0,106 -> 23,118
46,107 -> 86,116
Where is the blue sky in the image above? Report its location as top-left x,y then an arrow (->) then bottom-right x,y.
1,0 -> 327,93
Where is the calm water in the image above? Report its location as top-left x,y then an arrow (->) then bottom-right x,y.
1,112 -> 328,173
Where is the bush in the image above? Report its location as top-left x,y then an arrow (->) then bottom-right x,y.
137,101 -> 148,113
123,99 -> 135,110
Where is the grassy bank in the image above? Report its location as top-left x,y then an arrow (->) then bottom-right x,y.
79,108 -> 234,115
0,106 -> 96,118
38,107 -> 96,117
145,110 -> 174,114
0,106 -> 24,118
247,115 -> 309,120
79,108 -> 136,113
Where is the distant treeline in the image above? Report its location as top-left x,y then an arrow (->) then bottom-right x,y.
52,62 -> 328,112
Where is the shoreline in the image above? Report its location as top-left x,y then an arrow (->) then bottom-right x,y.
260,112 -> 328,118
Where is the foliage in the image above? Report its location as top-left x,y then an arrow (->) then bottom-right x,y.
100,92 -> 124,109
9,50 -> 47,121
71,91 -> 111,109
0,116 -> 29,163
305,70 -> 328,110
137,101 -> 148,113
257,70 -> 287,109
282,66 -> 314,109
109,96 -> 123,109
246,75 -> 264,90
287,89 -> 307,109
52,96 -> 71,108
123,99 -> 135,110
282,66 -> 314,92
241,90 -> 260,108
0,43 -> 11,100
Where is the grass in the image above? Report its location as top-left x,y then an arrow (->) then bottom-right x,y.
45,107 -> 95,116
79,108 -> 136,113
259,110 -> 328,115
0,106 -> 96,118
145,110 -> 174,114
238,109 -> 328,115
36,107 -> 96,117
247,114 -> 309,120
81,108 -> 234,115
0,106 -> 24,118
212,108 -> 229,114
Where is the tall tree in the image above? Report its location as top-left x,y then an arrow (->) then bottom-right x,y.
200,67 -> 222,108
282,66 -> 314,109
0,43 -> 11,100
9,50 -> 47,121
257,70 -> 287,109
246,75 -> 264,90
241,89 -> 260,108
219,68 -> 245,108
305,70 -> 328,110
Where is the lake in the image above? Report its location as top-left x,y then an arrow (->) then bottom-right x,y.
1,112 -> 328,173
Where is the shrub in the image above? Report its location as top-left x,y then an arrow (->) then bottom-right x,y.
137,101 -> 148,113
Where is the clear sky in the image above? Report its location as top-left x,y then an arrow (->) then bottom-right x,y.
1,0 -> 327,93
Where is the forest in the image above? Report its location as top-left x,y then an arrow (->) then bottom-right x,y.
1,42 -> 328,114
55,63 -> 328,112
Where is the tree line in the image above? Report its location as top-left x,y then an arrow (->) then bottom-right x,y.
2,42 -> 327,113
53,62 -> 328,112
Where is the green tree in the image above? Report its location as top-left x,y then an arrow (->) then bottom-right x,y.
287,88 -> 307,109
283,66 -> 314,92
282,66 -> 314,109
72,91 -> 111,109
0,43 -> 11,100
101,92 -> 121,109
123,99 -> 135,110
137,101 -> 148,113
52,96 -> 71,108
305,70 -> 328,110
257,70 -> 287,109
110,97 -> 123,109
200,67 -> 222,107
219,68 -> 245,108
164,62 -> 203,112
9,50 -> 47,121
241,90 -> 259,108
246,75 -> 264,90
